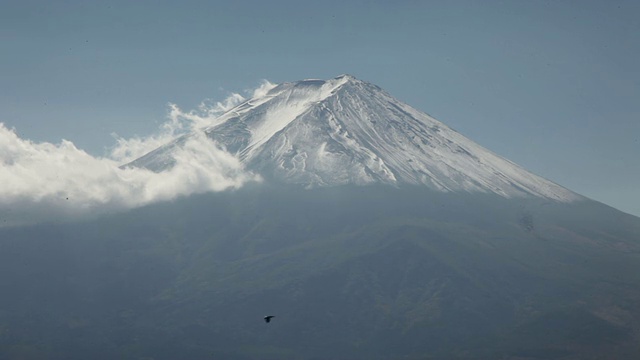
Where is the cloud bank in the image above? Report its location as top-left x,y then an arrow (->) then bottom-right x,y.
0,83 -> 275,226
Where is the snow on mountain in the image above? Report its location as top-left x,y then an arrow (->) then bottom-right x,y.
126,75 -> 581,201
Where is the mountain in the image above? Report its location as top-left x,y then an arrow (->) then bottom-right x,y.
1,76 -> 639,360
127,75 -> 578,201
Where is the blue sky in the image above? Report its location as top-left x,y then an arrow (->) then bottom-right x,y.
1,0 -> 639,216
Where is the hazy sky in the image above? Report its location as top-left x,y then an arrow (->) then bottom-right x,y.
2,0 -> 639,216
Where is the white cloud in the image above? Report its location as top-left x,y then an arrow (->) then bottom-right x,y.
0,85 -> 272,227
250,80 -> 277,99
109,91 -> 247,163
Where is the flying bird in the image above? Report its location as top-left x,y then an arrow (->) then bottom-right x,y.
264,315 -> 275,323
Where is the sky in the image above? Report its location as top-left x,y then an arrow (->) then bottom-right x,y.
1,0 -> 639,218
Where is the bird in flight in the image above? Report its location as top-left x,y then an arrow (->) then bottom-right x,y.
264,315 -> 275,323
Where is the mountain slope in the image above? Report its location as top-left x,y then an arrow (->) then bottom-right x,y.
1,186 -> 639,360
127,75 -> 580,201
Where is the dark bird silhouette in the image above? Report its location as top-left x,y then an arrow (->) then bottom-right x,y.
264,315 -> 275,323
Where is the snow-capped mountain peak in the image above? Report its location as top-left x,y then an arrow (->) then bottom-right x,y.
225,75 -> 351,159
126,75 -> 580,202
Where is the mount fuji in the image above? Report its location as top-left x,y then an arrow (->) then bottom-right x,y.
2,76 -> 639,360
126,75 -> 579,201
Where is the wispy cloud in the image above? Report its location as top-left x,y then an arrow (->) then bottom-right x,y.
0,84 -> 273,226
109,91 -> 249,163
